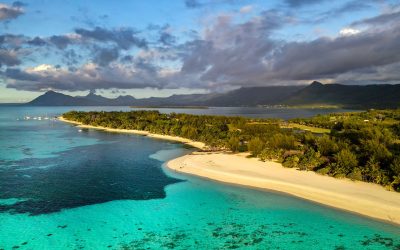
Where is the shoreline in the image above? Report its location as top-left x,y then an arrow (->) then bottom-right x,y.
58,116 -> 206,150
59,116 -> 400,225
167,152 -> 400,225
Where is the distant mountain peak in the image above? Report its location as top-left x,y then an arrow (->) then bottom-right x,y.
44,90 -> 57,94
310,81 -> 323,86
87,89 -> 97,95
115,95 -> 136,100
86,92 -> 101,97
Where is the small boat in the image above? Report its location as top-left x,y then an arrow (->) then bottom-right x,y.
78,129 -> 83,132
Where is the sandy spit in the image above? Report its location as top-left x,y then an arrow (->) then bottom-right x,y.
58,116 -> 206,150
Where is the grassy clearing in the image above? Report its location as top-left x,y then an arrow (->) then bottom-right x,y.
281,123 -> 331,134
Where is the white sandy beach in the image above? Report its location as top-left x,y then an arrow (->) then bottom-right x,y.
58,116 -> 206,150
59,116 -> 400,225
167,152 -> 400,225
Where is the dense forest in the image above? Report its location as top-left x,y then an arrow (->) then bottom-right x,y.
63,109 -> 400,192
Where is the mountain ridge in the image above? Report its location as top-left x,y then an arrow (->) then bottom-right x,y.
285,82 -> 400,109
26,82 -> 400,109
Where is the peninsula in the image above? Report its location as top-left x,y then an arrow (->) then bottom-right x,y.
60,110 -> 400,225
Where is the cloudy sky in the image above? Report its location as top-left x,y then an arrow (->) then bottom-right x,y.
0,0 -> 399,102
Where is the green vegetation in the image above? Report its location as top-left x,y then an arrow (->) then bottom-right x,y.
63,109 -> 400,191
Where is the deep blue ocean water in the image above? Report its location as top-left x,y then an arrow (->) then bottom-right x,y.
0,106 -> 399,249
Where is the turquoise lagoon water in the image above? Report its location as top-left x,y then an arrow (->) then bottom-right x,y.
0,106 -> 399,249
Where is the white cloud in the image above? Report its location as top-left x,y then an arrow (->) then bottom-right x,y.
27,64 -> 55,72
339,27 -> 361,36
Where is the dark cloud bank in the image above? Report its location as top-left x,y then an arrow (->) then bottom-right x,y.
1,2 -> 400,92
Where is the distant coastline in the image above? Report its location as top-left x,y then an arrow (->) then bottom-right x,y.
59,116 -> 400,225
130,106 -> 209,109
257,104 -> 342,109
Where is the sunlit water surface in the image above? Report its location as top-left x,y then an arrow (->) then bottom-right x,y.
0,106 -> 399,249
